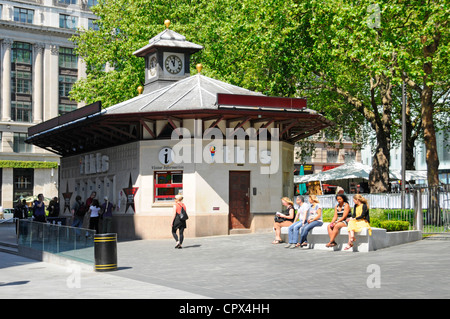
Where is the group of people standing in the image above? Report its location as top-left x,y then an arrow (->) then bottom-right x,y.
273,193 -> 371,250
70,191 -> 115,234
13,194 -> 62,234
13,193 -> 51,223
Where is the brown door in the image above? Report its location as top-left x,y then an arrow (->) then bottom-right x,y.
229,171 -> 250,229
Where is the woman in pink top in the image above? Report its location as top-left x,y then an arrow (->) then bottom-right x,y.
171,194 -> 187,249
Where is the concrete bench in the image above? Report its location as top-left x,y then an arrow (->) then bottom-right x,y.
280,222 -> 422,252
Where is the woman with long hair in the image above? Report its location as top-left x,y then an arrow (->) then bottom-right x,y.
299,195 -> 323,247
345,194 -> 372,250
272,197 -> 295,244
326,194 -> 351,248
88,199 -> 101,233
172,194 -> 187,249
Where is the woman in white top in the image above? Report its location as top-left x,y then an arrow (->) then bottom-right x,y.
88,199 -> 101,233
286,196 -> 310,248
299,195 -> 323,247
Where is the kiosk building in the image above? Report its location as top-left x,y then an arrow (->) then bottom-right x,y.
27,24 -> 332,239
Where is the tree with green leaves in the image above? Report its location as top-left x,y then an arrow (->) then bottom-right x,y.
292,0 -> 449,192
70,0 -> 449,193
71,0 -> 304,105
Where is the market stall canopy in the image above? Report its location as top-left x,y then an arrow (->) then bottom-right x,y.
294,161 -> 371,183
294,161 -> 428,183
389,169 -> 428,181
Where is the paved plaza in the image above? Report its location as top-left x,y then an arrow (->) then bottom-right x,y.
1,223 -> 450,300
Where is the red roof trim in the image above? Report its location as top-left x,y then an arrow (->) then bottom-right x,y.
217,93 -> 306,110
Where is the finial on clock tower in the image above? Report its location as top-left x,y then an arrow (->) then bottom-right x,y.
164,20 -> 171,29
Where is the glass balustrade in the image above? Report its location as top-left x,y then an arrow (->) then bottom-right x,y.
17,219 -> 95,265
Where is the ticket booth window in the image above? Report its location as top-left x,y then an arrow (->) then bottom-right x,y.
154,171 -> 183,202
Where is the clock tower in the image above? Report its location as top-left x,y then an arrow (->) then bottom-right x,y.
133,20 -> 203,94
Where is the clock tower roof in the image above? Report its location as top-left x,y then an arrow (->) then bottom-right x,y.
133,26 -> 203,58
133,20 -> 204,93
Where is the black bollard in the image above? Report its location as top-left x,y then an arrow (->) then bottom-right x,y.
94,233 -> 117,272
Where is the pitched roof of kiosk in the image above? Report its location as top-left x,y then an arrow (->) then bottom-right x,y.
105,73 -> 263,114
26,72 -> 332,156
26,21 -> 332,156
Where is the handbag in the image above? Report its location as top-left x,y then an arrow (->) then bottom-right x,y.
274,215 -> 286,223
179,204 -> 189,221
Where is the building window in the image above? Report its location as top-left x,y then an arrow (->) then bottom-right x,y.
327,149 -> 339,163
12,42 -> 32,64
11,70 -> 32,94
58,104 -> 77,115
13,168 -> 34,201
13,133 -> 32,153
59,75 -> 77,97
154,171 -> 183,202
59,47 -> 78,69
58,0 -> 77,4
87,0 -> 98,8
11,42 -> 33,122
11,102 -> 32,122
59,47 -> 78,115
88,19 -> 99,30
59,14 -> 78,29
344,150 -> 356,163
14,7 -> 34,24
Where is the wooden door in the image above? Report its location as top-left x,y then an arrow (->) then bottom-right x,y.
229,171 -> 250,229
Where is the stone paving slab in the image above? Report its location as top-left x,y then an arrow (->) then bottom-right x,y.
112,232 -> 450,299
1,223 -> 450,300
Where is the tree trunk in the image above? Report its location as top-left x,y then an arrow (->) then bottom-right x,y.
422,35 -> 441,226
369,77 -> 392,193
421,86 -> 440,187
369,137 -> 391,193
421,36 -> 441,188
404,90 -> 417,170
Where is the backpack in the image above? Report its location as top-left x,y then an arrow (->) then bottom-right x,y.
179,204 -> 189,221
76,202 -> 88,217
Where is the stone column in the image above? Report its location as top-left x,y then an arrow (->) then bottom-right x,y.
33,43 -> 45,123
1,39 -> 13,121
45,45 -> 60,120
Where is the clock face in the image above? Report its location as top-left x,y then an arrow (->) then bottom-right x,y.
149,56 -> 157,76
164,55 -> 183,74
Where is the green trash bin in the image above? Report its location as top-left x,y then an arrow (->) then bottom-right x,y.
94,233 -> 117,272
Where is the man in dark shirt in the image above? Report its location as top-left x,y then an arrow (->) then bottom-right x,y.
33,194 -> 46,223
14,199 -> 29,235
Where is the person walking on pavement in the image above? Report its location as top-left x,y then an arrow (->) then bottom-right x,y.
171,194 -> 187,249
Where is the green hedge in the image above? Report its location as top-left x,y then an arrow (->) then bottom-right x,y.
0,160 -> 58,169
321,208 -> 411,231
370,219 -> 410,231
